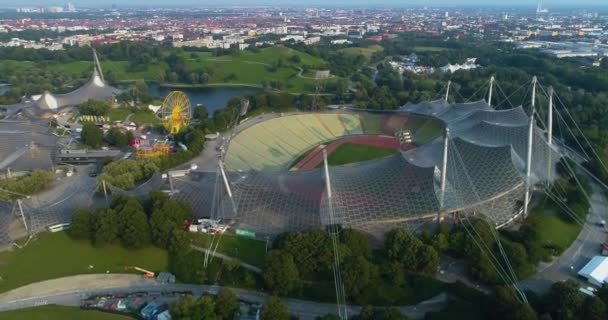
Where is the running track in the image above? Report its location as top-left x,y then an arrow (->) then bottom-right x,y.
293,135 -> 412,170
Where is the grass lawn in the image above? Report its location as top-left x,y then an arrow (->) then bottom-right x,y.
189,233 -> 267,268
529,208 -> 582,253
413,46 -> 448,52
323,143 -> 397,167
0,232 -> 168,293
340,45 -> 384,59
179,46 -> 330,93
235,46 -> 326,67
107,107 -> 161,125
0,305 -> 132,320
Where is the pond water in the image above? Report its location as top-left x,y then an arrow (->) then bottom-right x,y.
0,85 -> 11,96
147,83 -> 260,115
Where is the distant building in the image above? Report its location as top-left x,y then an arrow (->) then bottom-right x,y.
280,35 -> 305,42
331,39 -> 351,45
440,58 -> 479,73
45,6 -> 64,13
303,36 -> 321,45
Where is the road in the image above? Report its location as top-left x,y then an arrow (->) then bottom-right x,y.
0,275 -> 448,320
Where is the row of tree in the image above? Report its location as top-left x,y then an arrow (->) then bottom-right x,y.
262,228 -> 439,305
69,191 -> 193,250
0,170 -> 55,201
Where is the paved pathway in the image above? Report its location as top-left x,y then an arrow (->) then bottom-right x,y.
0,274 -> 448,320
190,244 -> 262,273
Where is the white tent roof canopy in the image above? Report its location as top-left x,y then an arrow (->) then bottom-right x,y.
578,256 -> 608,285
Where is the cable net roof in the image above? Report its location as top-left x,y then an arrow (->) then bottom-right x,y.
155,100 -> 559,237
104,100 -> 561,238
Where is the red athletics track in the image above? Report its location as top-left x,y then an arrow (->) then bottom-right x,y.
292,135 -> 414,171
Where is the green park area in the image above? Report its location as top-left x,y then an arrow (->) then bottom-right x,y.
324,143 -> 397,167
340,45 -> 384,58
0,232 -> 168,293
0,46 -> 332,94
528,207 -> 582,255
175,46 -> 330,92
106,107 -> 161,125
189,233 -> 267,268
0,305 -> 131,320
413,46 -> 448,52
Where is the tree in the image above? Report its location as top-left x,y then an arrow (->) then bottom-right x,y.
192,295 -> 220,320
117,197 -> 150,249
289,55 -> 302,64
384,228 -> 422,271
69,209 -> 93,240
0,170 -> 54,201
583,296 -> 607,320
341,228 -> 372,259
105,127 -> 129,148
81,122 -> 103,148
93,208 -> 118,246
260,296 -> 289,320
171,294 -> 197,319
548,280 -> 584,320
491,286 -> 538,320
353,306 -> 410,320
596,284 -> 608,306
416,245 -> 439,275
79,99 -> 111,116
342,255 -> 375,298
274,229 -> 334,276
149,198 -> 192,248
263,250 -> 300,296
194,104 -> 209,120
215,288 -> 239,320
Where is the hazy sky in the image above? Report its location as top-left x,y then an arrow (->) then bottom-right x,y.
0,0 -> 606,8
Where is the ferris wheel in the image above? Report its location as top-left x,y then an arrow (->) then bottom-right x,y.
160,91 -> 191,134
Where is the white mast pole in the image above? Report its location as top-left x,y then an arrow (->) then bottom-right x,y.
439,127 -> 449,224
488,76 -> 495,107
445,80 -> 451,103
219,160 -> 237,215
524,113 -> 534,217
547,86 -> 553,146
17,199 -> 28,233
531,76 -> 537,114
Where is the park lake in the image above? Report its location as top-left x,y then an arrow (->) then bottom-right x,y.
147,83 -> 261,115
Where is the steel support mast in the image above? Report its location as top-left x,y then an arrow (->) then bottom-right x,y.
488,76 -> 495,107
438,127 -> 449,224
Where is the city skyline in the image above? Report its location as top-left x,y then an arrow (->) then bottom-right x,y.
1,0 -> 607,9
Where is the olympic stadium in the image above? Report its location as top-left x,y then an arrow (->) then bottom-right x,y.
0,74 -> 562,244
162,82 -> 560,239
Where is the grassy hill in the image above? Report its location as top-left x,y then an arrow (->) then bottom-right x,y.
178,46 -> 331,92
0,46 -> 332,93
